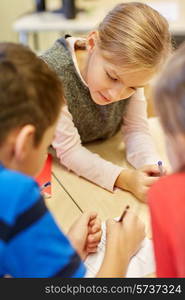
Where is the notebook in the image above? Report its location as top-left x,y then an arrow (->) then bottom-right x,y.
36,153 -> 52,198
84,219 -> 156,277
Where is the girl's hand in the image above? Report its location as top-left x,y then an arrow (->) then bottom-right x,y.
68,212 -> 102,260
115,165 -> 165,202
144,163 -> 167,177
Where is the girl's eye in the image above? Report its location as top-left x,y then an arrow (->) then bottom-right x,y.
106,72 -> 117,81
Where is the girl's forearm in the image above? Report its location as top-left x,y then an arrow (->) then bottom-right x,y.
115,169 -> 134,191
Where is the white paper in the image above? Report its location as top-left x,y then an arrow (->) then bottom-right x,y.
84,220 -> 156,277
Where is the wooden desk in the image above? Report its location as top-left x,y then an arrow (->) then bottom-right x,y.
45,174 -> 81,233
50,117 -> 170,238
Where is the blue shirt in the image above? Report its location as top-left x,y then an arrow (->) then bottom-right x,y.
0,164 -> 86,277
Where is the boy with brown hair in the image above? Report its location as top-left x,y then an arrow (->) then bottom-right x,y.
0,43 -> 144,277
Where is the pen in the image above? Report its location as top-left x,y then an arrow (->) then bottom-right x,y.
118,205 -> 130,222
40,181 -> 51,191
157,160 -> 163,176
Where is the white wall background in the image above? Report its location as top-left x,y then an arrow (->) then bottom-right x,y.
0,0 -> 185,52
0,0 -> 34,42
0,0 -> 62,51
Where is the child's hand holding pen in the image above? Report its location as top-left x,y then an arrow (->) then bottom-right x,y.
105,206 -> 145,266
147,161 -> 167,177
144,162 -> 166,177
115,161 -> 168,203
157,160 -> 168,176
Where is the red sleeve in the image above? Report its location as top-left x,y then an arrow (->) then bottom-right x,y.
148,174 -> 185,277
149,181 -> 175,277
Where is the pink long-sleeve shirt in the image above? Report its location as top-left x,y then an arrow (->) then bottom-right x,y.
52,38 -> 160,192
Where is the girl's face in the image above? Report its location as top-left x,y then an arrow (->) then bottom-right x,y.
84,36 -> 154,105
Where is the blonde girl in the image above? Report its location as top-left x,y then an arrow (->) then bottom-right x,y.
41,2 -> 172,202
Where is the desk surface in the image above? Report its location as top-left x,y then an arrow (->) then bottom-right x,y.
13,0 -> 185,35
45,175 -> 81,234
49,117 -> 170,238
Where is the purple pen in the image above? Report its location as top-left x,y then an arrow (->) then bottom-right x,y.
157,161 -> 163,176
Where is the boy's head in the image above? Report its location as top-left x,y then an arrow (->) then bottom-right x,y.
154,42 -> 185,172
0,42 -> 63,176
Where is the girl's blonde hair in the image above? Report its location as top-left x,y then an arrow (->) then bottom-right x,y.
97,2 -> 172,71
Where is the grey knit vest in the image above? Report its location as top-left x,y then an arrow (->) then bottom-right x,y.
41,37 -> 130,144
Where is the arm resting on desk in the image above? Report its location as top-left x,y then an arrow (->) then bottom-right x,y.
52,105 -> 123,192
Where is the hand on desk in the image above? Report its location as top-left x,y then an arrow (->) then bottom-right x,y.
68,212 -> 102,260
115,164 -> 167,202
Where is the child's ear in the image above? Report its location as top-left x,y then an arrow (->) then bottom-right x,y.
87,31 -> 98,52
14,125 -> 36,162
